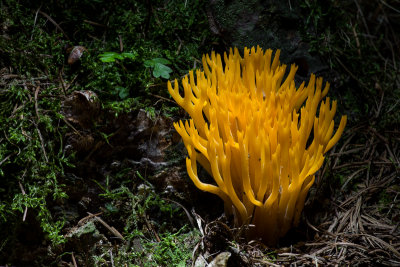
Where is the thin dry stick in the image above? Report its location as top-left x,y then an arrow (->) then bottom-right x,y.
143,212 -> 161,242
18,179 -> 28,222
0,152 -> 15,167
88,212 -> 125,241
65,74 -> 79,91
358,233 -> 400,259
61,117 -> 82,136
335,57 -> 368,88
83,19 -> 106,27
119,35 -> 123,52
250,258 -> 282,267
148,92 -> 176,104
58,67 -> 67,96
77,212 -> 103,226
109,250 -> 115,267
373,85 -> 384,119
33,122 -> 49,162
71,252 -> 78,267
332,132 -> 355,169
31,5 -> 42,41
38,11 -> 70,40
34,86 -> 48,162
351,23 -> 361,57
34,86 -> 41,119
162,198 -> 195,228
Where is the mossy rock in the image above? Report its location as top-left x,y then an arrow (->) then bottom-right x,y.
207,0 -> 327,76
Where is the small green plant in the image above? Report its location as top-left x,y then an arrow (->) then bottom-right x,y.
97,51 -> 139,99
142,226 -> 197,266
96,54 -> 172,99
0,82 -> 70,246
144,58 -> 173,79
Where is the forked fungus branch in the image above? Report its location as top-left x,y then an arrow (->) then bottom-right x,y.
168,46 -> 347,245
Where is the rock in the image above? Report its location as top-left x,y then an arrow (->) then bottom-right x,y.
209,252 -> 231,267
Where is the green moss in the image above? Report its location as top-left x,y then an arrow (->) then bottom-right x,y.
0,0 -> 216,263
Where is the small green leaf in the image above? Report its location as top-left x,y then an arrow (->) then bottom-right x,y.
99,51 -> 136,62
99,52 -> 118,57
153,63 -> 172,79
115,86 -> 129,99
99,52 -> 119,62
105,202 -> 118,213
151,57 -> 171,65
99,57 -> 116,62
144,58 -> 173,79
121,52 -> 137,60
144,58 -> 171,67
143,59 -> 155,68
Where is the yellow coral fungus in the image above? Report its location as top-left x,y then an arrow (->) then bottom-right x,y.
168,46 -> 347,246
